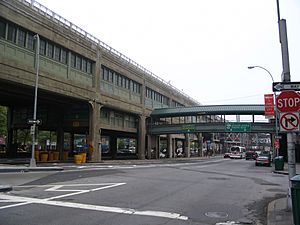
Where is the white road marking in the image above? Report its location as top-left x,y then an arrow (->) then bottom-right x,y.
0,194 -> 188,220
0,183 -> 188,221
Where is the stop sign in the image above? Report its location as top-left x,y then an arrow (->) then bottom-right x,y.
276,91 -> 300,112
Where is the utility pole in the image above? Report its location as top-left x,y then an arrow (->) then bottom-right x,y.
29,34 -> 40,168
276,0 -> 296,211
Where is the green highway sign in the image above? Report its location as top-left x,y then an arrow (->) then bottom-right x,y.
181,124 -> 196,132
225,122 -> 252,132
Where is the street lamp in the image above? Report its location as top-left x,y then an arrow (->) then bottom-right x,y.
29,34 -> 40,168
248,66 -> 274,83
248,65 -> 279,156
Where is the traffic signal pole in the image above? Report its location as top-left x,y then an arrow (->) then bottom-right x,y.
276,0 -> 296,211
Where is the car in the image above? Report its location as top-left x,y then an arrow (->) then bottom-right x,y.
255,155 -> 271,167
260,151 -> 272,162
223,152 -> 231,158
245,151 -> 258,160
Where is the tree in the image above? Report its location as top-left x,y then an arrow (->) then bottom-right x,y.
0,106 -> 7,138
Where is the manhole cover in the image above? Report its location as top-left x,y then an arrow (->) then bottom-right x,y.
205,211 -> 228,218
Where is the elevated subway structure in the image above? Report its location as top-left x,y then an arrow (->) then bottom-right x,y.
146,105 -> 276,158
0,0 -> 200,162
148,104 -> 276,134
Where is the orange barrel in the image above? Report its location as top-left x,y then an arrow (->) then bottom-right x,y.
48,152 -> 54,161
74,154 -> 82,164
40,152 -> 48,162
63,151 -> 69,160
79,153 -> 87,163
34,150 -> 40,161
53,152 -> 60,161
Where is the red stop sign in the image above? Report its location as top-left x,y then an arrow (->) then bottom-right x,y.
276,91 -> 300,112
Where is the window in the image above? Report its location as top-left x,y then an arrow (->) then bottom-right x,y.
27,33 -> 34,50
61,49 -> 67,64
71,53 -> 76,67
39,39 -> 46,55
7,24 -> 16,42
87,61 -> 92,74
47,42 -> 53,58
0,20 -> 5,38
82,58 -> 87,72
103,67 -> 109,80
76,55 -> 81,70
17,29 -> 26,47
132,81 -> 142,93
117,74 -> 122,87
125,78 -> 130,89
109,71 -> 114,82
54,45 -> 60,61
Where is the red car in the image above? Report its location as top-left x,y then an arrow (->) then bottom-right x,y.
223,152 -> 231,158
255,155 -> 271,167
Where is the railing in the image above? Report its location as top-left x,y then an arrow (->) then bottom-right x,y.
17,0 -> 200,105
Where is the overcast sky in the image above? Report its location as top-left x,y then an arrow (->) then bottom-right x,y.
37,0 -> 299,105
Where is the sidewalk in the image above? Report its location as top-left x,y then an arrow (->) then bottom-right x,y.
268,162 -> 299,225
267,197 -> 293,225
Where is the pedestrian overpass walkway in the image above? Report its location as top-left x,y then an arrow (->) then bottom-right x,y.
148,104 -> 275,135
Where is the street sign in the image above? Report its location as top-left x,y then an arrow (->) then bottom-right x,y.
225,122 -> 252,132
273,82 -> 300,92
30,125 -> 35,135
182,124 -> 196,132
279,112 -> 300,132
275,139 -> 280,149
276,91 -> 300,112
264,94 -> 274,117
27,119 -> 42,125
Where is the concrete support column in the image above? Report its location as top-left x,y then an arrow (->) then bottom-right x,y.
56,126 -> 64,160
197,133 -> 203,157
146,134 -> 152,159
172,138 -> 176,158
6,107 -> 14,158
137,115 -> 146,160
89,101 -> 102,162
184,133 -> 190,158
167,134 -> 173,158
156,136 -> 160,159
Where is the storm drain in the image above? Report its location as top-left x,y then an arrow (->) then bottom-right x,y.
205,211 -> 228,218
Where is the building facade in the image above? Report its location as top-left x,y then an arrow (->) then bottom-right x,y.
0,0 -> 201,161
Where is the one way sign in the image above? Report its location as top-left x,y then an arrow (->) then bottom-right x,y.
279,112 -> 300,132
273,82 -> 300,92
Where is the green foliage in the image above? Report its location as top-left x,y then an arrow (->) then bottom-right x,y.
118,139 -> 125,149
0,106 -> 7,137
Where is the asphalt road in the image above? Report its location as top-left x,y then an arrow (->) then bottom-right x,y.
0,158 -> 289,225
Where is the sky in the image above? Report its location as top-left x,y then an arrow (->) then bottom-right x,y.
37,0 -> 300,105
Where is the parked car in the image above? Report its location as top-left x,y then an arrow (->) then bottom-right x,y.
255,155 -> 271,167
260,151 -> 272,162
245,151 -> 258,160
223,152 -> 231,158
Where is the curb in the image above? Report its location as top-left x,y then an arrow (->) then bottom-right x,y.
273,170 -> 289,175
0,185 -> 12,192
0,166 -> 64,173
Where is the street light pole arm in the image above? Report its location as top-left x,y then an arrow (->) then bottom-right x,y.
248,66 -> 274,83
